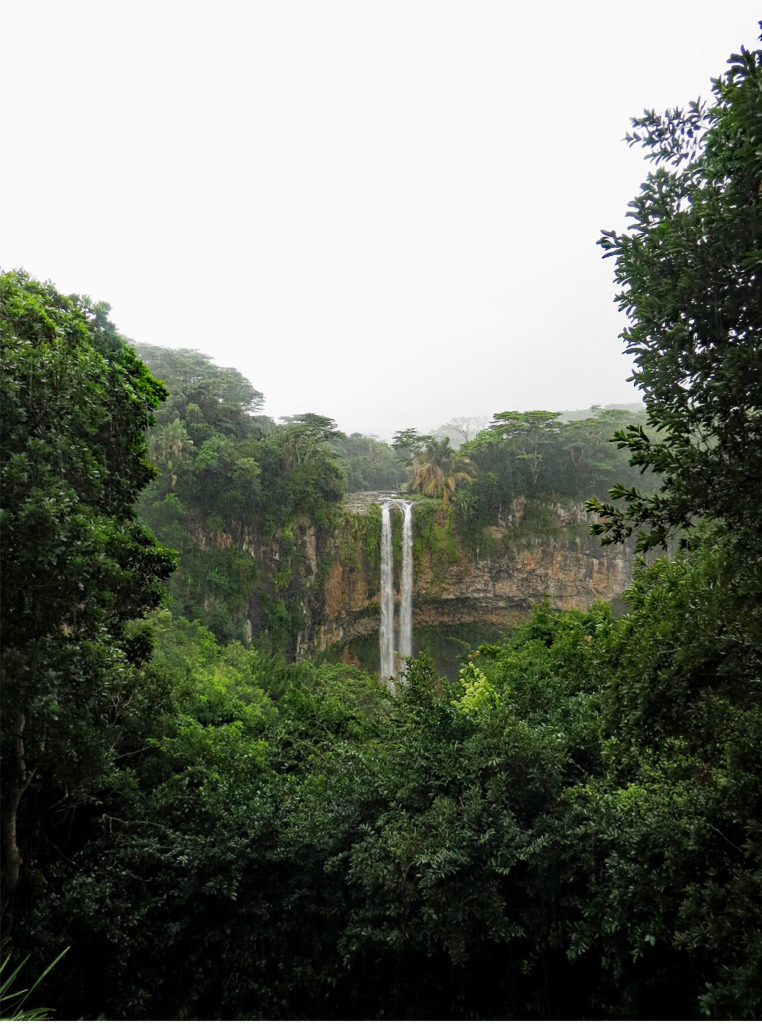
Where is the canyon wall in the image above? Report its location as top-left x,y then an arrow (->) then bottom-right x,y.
266,493 -> 636,659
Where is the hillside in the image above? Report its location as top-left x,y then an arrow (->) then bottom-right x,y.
134,343 -> 648,664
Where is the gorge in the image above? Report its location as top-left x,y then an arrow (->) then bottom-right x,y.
379,498 -> 414,684
225,492 -> 640,673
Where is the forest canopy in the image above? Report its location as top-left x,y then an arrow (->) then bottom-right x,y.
1,31 -> 761,1022
130,340 -> 648,647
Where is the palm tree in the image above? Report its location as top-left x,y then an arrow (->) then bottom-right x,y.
408,437 -> 475,503
148,417 -> 193,490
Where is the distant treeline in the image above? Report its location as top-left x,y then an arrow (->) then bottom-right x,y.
134,343 -> 652,643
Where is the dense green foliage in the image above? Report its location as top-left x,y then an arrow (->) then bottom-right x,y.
407,436 -> 476,503
134,347 -> 350,646
589,42 -> 762,550
135,347 -> 412,649
15,567 -> 762,1019
452,407 -> 654,548
0,272 -> 176,928
395,413 -> 650,532
333,431 -> 406,491
2,33 -> 761,1022
134,342 -> 644,649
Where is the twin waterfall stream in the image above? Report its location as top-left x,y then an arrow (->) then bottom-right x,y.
379,499 -> 413,688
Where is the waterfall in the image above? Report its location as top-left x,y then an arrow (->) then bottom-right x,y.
378,498 -> 414,687
399,501 -> 413,665
379,502 -> 395,681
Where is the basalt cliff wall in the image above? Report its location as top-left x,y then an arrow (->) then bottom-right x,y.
232,493 -> 636,659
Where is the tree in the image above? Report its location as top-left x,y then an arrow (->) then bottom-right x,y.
434,415 -> 490,447
277,413 -> 341,467
332,432 -> 405,492
488,411 -> 561,487
135,344 -> 266,439
391,427 -> 434,466
407,437 -> 476,503
0,271 -> 176,927
147,416 -> 194,490
559,407 -> 653,494
588,37 -> 762,550
575,37 -> 762,1016
135,347 -> 350,646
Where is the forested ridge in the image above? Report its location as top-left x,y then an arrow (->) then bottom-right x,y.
1,37 -> 761,1020
132,341 -> 649,651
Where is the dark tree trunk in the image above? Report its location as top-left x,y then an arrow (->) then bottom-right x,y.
1,711 -> 35,933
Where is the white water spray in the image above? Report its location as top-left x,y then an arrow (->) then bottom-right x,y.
380,503 -> 395,681
399,501 -> 413,664
378,499 -> 414,686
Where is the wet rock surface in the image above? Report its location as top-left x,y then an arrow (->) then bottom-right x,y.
307,496 -> 635,655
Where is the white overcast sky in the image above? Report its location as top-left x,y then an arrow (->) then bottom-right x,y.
1,2 -> 757,439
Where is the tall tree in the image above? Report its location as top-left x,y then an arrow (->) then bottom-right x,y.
332,432 -> 405,492
589,37 -> 762,550
578,36 -> 762,1017
134,344 -> 268,443
434,415 -> 490,447
408,437 -> 475,503
487,411 -> 561,487
0,271 -> 176,927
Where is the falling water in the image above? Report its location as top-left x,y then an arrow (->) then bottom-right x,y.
378,498 -> 414,686
379,502 -> 395,681
399,501 -> 413,666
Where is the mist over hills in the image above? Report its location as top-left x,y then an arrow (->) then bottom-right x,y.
427,402 -> 646,448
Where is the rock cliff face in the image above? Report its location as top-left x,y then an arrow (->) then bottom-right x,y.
284,493 -> 635,658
